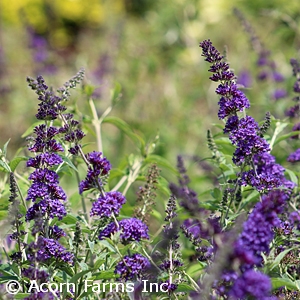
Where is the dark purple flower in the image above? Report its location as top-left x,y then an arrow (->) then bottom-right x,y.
99,218 -> 149,243
49,225 -> 66,240
90,191 -> 126,218
29,169 -> 59,184
182,219 -> 201,239
294,80 -> 300,93
290,122 -> 300,139
223,115 -> 239,134
240,152 -> 294,191
115,254 -> 150,281
198,41 -> 251,119
288,148 -> 300,163
159,280 -> 178,293
169,156 -> 202,215
159,259 -> 183,272
286,104 -> 299,118
26,198 -> 67,221
28,236 -> 74,265
22,267 -> 49,282
272,71 -> 285,82
27,182 -> 66,202
27,153 -> 63,168
230,270 -> 273,300
79,151 -> 111,194
228,116 -> 259,144
257,70 -> 269,81
234,190 -> 288,269
200,39 -> 292,192
272,89 -> 287,100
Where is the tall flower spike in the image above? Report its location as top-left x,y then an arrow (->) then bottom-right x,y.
25,74 -> 78,268
200,39 -> 293,192
233,190 -> 288,270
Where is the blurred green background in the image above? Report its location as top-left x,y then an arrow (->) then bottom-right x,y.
1,0 -> 300,194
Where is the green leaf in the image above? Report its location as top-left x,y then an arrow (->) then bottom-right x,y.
98,239 -> 117,253
92,270 -> 117,280
108,168 -> 126,187
271,277 -> 299,290
211,188 -> 222,201
187,263 -> 204,276
157,176 -> 171,196
143,155 -> 178,174
93,257 -> 106,270
273,130 -> 300,145
9,156 -> 28,172
60,155 -> 78,172
176,283 -> 195,292
111,82 -> 122,105
69,270 -> 91,284
270,247 -> 296,270
0,160 -> 11,172
14,293 -> 31,299
214,137 -> 232,146
102,116 -> 145,150
0,264 -> 15,276
3,139 -> 10,157
88,240 -> 95,254
62,214 -> 78,225
68,192 -> 81,209
0,275 -> 19,283
242,190 -> 260,207
285,169 -> 298,185
152,209 -> 163,222
270,121 -> 289,149
83,84 -> 96,97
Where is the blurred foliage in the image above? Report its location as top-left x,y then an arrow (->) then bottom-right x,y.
0,0 -> 300,197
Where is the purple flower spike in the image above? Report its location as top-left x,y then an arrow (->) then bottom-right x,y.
90,191 -> 126,218
115,254 -> 150,281
234,190 -> 288,269
230,270 -> 273,300
99,218 -> 149,243
287,148 -> 300,162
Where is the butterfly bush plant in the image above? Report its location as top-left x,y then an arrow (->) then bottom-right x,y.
0,38 -> 300,300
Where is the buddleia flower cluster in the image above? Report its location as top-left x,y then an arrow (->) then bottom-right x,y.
197,39 -> 300,299
22,71 -> 85,299
199,39 -> 294,193
80,151 -> 151,281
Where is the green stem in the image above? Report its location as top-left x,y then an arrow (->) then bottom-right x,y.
122,160 -> 142,196
224,163 -> 245,222
183,271 -> 201,293
111,175 -> 127,191
74,161 -> 88,223
88,98 -> 103,153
